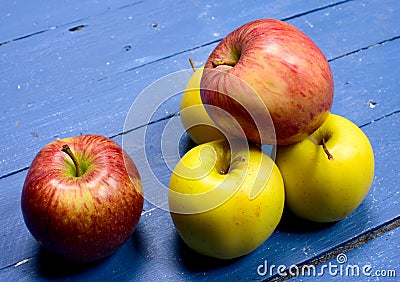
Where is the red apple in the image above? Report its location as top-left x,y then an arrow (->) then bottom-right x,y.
200,19 -> 334,145
21,134 -> 144,263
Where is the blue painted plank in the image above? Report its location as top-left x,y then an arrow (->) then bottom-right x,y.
0,0 -> 144,42
0,1 -> 343,44
1,0 -> 399,178
297,226 -> 400,281
288,0 -> 400,61
1,0 -> 345,88
330,40 -> 400,127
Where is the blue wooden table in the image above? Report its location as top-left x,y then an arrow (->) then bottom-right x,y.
1,0 -> 399,281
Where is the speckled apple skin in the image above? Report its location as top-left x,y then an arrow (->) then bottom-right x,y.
201,19 -> 334,145
21,135 -> 144,263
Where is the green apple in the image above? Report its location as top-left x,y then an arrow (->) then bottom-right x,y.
276,114 -> 374,222
180,59 -> 225,144
168,139 -> 284,259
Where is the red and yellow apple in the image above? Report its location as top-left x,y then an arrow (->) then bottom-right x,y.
276,114 -> 374,222
180,61 -> 225,144
168,139 -> 284,259
21,134 -> 144,262
200,19 -> 334,145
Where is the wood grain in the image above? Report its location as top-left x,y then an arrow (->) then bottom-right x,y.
0,0 -> 399,281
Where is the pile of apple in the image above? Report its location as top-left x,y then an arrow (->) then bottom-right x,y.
19,18 -> 374,264
171,19 -> 374,259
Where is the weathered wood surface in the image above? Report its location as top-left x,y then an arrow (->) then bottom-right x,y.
1,0 -> 399,280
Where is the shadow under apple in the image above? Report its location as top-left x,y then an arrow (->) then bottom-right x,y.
178,133 -> 197,158
173,230 -> 242,273
37,248 -> 104,279
277,206 -> 337,234
36,228 -> 146,280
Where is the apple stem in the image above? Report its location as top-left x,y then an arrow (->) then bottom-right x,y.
189,58 -> 196,72
321,138 -> 334,161
61,144 -> 82,177
212,59 -> 236,68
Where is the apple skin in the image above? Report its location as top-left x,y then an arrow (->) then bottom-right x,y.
200,19 -> 334,145
276,114 -> 374,222
169,139 -> 284,259
21,134 -> 144,262
180,66 -> 225,144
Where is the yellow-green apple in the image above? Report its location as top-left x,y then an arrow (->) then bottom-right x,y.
168,139 -> 284,259
276,114 -> 374,222
21,134 -> 144,262
200,19 -> 334,145
180,59 -> 225,144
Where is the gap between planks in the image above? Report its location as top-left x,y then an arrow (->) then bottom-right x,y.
269,217 -> 400,281
0,1 -> 144,47
0,108 -> 399,181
